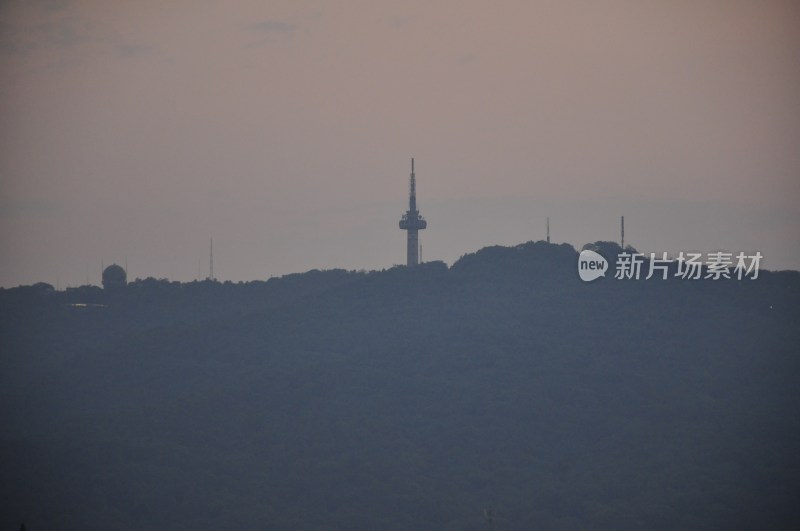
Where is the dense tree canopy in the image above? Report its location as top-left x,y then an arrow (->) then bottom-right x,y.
1,241 -> 798,530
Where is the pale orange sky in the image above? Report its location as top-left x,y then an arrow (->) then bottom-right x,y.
1,0 -> 799,286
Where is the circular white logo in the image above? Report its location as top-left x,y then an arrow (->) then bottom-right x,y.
578,250 -> 608,282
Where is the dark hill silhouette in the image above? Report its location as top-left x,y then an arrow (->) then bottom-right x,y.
1,241 -> 799,530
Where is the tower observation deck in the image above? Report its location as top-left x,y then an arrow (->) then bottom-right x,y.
398,158 -> 427,266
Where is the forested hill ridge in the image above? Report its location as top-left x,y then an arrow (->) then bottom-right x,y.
1,240 -> 799,530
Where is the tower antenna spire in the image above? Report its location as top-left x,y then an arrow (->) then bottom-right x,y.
398,157 -> 427,266
409,157 -> 416,211
621,216 -> 625,249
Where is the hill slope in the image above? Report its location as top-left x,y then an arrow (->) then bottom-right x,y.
1,241 -> 799,530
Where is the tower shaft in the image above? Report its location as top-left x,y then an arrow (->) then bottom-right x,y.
407,230 -> 419,266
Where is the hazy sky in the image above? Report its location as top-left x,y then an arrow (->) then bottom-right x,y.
1,0 -> 799,287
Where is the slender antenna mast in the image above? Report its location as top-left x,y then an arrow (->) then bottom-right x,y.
547,216 -> 550,243
209,238 -> 214,281
621,215 -> 625,249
